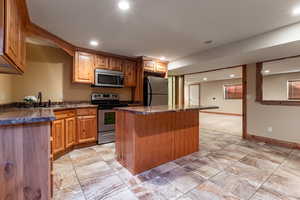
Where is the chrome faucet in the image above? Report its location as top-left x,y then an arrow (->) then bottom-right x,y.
37,92 -> 42,107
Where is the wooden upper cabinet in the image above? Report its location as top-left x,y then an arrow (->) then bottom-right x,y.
19,25 -> 26,71
52,119 -> 65,155
143,58 -> 168,74
77,115 -> 97,144
95,55 -> 108,70
108,57 -> 122,71
123,60 -> 137,87
156,62 -> 167,73
3,0 -> 26,72
65,117 -> 76,148
73,51 -> 94,84
143,60 -> 156,72
5,0 -> 19,63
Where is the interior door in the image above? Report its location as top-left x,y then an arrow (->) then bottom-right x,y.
189,84 -> 200,105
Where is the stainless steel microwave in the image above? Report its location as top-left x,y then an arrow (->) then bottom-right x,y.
95,69 -> 124,88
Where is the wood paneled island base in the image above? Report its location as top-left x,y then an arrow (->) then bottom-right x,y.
116,108 -> 201,175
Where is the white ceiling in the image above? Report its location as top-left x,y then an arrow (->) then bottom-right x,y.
27,0 -> 300,61
263,57 -> 300,76
185,67 -> 242,84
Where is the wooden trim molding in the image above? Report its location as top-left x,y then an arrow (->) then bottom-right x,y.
200,111 -> 242,117
256,62 -> 300,106
242,65 -> 247,139
18,0 -> 30,26
26,22 -> 76,56
256,62 -> 263,102
76,46 -> 137,61
245,134 -> 300,150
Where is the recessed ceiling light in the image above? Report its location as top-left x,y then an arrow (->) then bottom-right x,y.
230,74 -> 235,78
160,56 -> 166,61
204,40 -> 213,44
90,40 -> 99,46
203,77 -> 208,81
293,7 -> 300,15
264,70 -> 270,73
118,1 -> 130,10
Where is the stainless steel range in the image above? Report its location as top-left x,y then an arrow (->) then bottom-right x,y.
91,93 -> 128,144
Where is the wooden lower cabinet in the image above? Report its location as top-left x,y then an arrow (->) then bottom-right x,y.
52,119 -> 65,155
65,117 -> 76,148
77,115 -> 97,144
51,108 -> 97,159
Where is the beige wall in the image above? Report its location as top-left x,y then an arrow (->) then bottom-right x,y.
199,79 -> 242,114
263,72 -> 300,101
247,64 -> 300,143
10,44 -> 132,102
0,74 -> 13,104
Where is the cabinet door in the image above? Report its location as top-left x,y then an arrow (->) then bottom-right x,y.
52,119 -> 65,155
19,27 -> 26,71
73,52 -> 94,83
123,60 -> 136,87
156,62 -> 167,73
65,117 -> 76,148
77,116 -> 97,144
18,22 -> 26,72
5,0 -> 21,67
108,57 -> 122,71
95,55 -> 108,69
143,60 -> 156,72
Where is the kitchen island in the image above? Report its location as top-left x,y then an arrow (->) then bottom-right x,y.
115,105 -> 218,174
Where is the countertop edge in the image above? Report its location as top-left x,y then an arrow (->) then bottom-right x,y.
0,104 -> 98,126
114,106 -> 219,115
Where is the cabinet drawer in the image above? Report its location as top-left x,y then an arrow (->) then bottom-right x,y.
76,108 -> 97,116
55,110 -> 76,119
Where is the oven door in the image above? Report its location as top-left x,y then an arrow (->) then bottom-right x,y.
98,109 -> 115,132
95,70 -> 124,87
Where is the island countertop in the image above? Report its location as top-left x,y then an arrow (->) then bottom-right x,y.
114,105 -> 218,115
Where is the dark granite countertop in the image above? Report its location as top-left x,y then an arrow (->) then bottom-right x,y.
114,105 -> 219,115
0,103 -> 98,126
49,103 -> 98,111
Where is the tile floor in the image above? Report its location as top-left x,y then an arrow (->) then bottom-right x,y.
200,113 -> 242,136
53,129 -> 300,200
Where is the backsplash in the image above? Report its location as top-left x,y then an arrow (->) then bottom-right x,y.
0,43 -> 133,104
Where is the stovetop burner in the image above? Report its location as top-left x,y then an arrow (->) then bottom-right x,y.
91,92 -> 128,109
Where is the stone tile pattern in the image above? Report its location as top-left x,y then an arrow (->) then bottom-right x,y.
53,129 -> 300,200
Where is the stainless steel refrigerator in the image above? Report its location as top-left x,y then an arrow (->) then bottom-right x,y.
144,76 -> 168,106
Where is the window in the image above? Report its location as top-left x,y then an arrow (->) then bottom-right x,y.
224,84 -> 243,100
288,80 -> 300,100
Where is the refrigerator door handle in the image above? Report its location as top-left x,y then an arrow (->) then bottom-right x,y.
147,78 -> 153,106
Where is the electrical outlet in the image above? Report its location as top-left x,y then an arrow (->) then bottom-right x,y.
267,127 -> 273,133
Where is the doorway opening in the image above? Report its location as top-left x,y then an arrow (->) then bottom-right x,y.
184,66 -> 246,137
